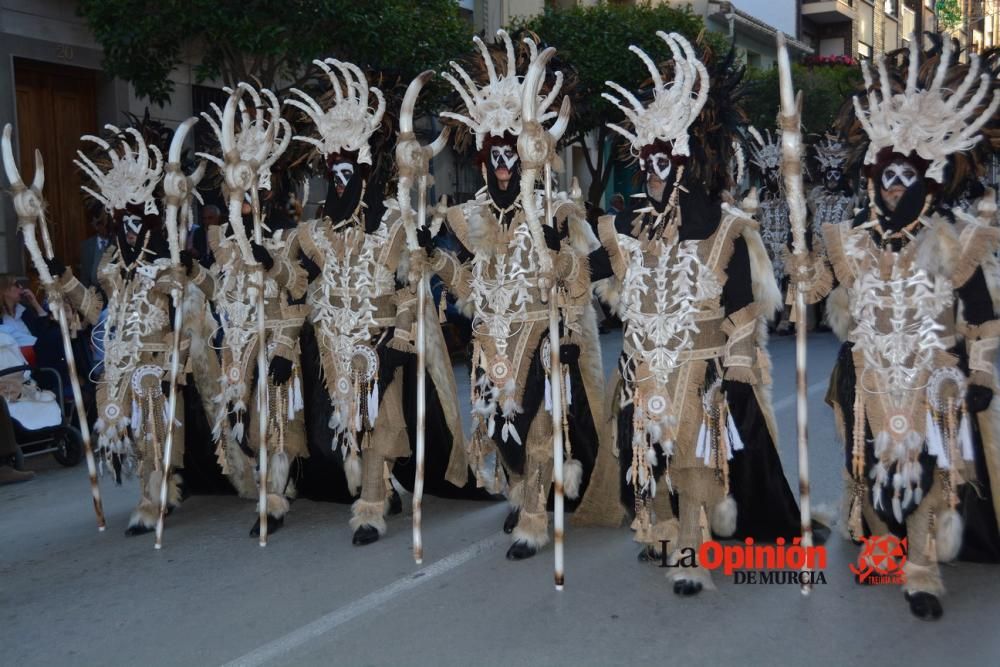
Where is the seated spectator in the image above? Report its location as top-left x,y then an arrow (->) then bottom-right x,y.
0,274 -> 48,366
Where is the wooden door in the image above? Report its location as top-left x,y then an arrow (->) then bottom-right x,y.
13,59 -> 98,276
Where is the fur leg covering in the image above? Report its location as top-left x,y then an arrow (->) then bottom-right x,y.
128,498 -> 159,531
635,517 -> 679,554
935,509 -> 963,563
266,451 -> 290,496
507,476 -> 525,509
266,493 -> 290,519
711,496 -> 738,538
666,549 -> 715,590
512,509 -> 550,549
143,469 -> 182,510
825,285 -> 852,341
350,498 -> 388,535
902,561 -> 945,596
563,458 -> 583,500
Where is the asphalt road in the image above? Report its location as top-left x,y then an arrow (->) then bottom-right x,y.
2,331 -> 998,667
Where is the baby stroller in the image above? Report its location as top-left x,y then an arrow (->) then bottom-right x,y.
0,332 -> 83,468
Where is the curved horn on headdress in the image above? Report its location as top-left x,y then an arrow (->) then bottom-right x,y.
168,117 -> 198,164
474,35 -> 498,84
428,126 -> 451,157
1,124 -> 24,189
400,70 -> 434,136
522,46 -> 555,125
31,149 -> 44,192
221,89 -> 239,154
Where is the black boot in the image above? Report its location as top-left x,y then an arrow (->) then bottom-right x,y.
250,514 -> 284,537
672,579 -> 703,596
124,523 -> 154,537
353,525 -> 380,546
905,592 -> 943,620
637,545 -> 661,563
503,508 -> 520,534
505,540 -> 536,560
388,490 -> 403,516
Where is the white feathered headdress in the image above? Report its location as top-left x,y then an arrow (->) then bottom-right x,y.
74,125 -> 163,214
813,133 -> 849,171
854,36 -> 1000,183
286,59 -> 387,165
440,29 -> 563,150
747,126 -> 782,174
602,31 -> 709,161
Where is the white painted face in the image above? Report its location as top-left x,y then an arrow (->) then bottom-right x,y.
646,152 -> 672,182
489,145 -> 518,172
331,162 -> 355,188
122,213 -> 143,235
880,161 -> 919,190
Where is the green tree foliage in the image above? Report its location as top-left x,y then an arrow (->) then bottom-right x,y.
936,0 -> 963,32
743,62 -> 862,139
77,0 -> 473,106
512,1 -> 724,207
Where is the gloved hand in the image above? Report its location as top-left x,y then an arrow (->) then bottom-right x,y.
300,253 -> 321,282
268,355 -> 293,386
179,250 -> 195,274
250,241 -> 274,271
44,256 -> 66,278
558,343 -> 580,365
415,224 -> 435,257
543,224 -> 560,252
967,384 -> 994,414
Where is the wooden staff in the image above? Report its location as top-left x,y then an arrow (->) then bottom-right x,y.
776,33 -> 814,595
155,117 -> 205,549
518,47 -> 571,590
2,124 -> 106,530
397,71 -> 450,564
201,83 -> 289,546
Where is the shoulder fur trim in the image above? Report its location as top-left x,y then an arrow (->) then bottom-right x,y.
914,217 -> 961,281
951,213 -> 1000,287
719,205 -> 782,319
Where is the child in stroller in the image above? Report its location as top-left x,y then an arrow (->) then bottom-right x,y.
0,331 -> 83,469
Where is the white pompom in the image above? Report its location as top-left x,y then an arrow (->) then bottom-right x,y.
711,496 -> 738,538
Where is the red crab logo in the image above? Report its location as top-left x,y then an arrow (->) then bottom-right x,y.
850,536 -> 907,584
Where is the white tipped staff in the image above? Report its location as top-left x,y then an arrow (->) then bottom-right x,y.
397,71 -> 451,565
155,117 -> 205,549
2,124 -> 106,530
775,33 -> 814,595
518,47 -> 572,590
202,83 -> 290,546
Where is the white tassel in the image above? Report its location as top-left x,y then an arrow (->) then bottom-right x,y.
368,382 -> 378,427
293,374 -> 303,412
959,412 -> 975,461
563,458 -> 583,500
695,420 -> 708,463
564,367 -> 571,405
287,388 -> 295,421
544,375 -> 552,411
725,412 -> 744,457
131,401 -> 141,433
925,410 -> 948,468
645,445 -> 658,468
